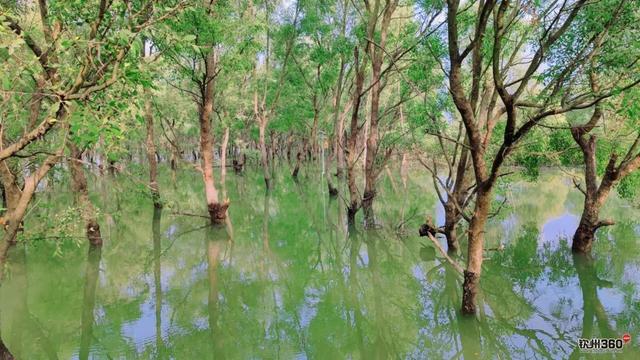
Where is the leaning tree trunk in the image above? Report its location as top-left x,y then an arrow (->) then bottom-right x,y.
461,188 -> 491,315
69,142 -> 103,247
144,93 -> 161,208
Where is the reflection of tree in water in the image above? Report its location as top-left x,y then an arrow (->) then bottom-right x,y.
152,208 -> 163,359
206,225 -> 228,359
79,246 -> 102,360
0,245 -> 58,359
0,170 -> 638,358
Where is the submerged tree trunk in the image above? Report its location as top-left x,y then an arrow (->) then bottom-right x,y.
257,113 -> 271,189
361,0 -> 397,228
292,140 -> 306,179
461,188 -> 491,315
346,46 -> 366,226
443,150 -> 472,252
199,51 -> 228,224
69,142 -> 103,247
144,93 -> 161,208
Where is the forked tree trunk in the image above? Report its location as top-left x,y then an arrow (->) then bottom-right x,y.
69,142 -> 103,247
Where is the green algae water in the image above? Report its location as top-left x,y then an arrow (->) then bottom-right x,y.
0,166 -> 639,359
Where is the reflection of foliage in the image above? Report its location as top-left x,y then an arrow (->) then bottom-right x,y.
2,167 -> 639,358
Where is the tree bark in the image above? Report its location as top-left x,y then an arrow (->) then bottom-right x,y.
361,0 -> 397,228
69,142 -> 103,247
200,50 -> 228,224
220,126 -> 229,181
461,188 -> 491,315
144,92 -> 161,208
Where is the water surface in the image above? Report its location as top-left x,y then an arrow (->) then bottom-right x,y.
1,166 -> 638,359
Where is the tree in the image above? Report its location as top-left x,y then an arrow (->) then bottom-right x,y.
443,0 -> 636,314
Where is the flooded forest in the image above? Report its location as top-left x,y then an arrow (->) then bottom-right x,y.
1,0 -> 640,359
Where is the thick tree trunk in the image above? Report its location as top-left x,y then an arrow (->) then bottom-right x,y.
144,93 -> 161,208
461,189 -> 491,315
346,46 -> 366,227
69,143 -> 103,247
572,201 -> 599,254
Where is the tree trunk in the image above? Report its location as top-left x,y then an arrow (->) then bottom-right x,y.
69,142 -> 103,247
200,51 -> 228,224
461,188 -> 491,315
258,117 -> 271,190
361,0 -> 396,228
220,127 -> 229,181
346,46 -> 366,226
443,203 -> 460,252
144,92 -> 161,208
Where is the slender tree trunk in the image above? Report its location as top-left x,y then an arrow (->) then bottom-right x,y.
361,0 -> 397,228
444,150 -> 472,252
144,92 -> 161,208
333,0 -> 348,177
258,119 -> 271,189
292,139 -> 308,179
69,143 -> 103,246
220,126 -> 229,181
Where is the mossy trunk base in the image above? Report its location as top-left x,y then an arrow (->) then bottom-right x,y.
208,203 -> 229,225
572,223 -> 595,254
461,270 -> 479,315
87,220 -> 102,247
